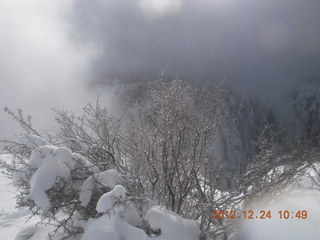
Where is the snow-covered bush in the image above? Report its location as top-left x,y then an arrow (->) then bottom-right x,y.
0,105 -> 131,238
3,136 -> 99,235
1,79 -> 316,239
82,195 -> 200,240
80,170 -> 122,208
124,80 -> 223,215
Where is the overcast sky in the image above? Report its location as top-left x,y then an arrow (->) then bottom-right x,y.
1,0 -> 320,138
71,0 -> 320,93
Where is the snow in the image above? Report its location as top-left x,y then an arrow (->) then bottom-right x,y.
79,169 -> 122,207
0,153 -> 13,162
240,189 -> 320,240
145,206 -> 200,240
3,145 -> 320,240
28,145 -> 75,211
17,135 -> 48,149
291,162 -> 320,190
228,232 -> 240,240
29,147 -> 46,169
72,153 -> 99,172
79,176 -> 95,207
29,154 -> 58,210
81,215 -> 146,240
96,185 -> 127,213
97,169 -> 123,189
54,146 -> 74,168
82,182 -> 200,240
0,154 -> 46,240
239,163 -> 320,240
15,226 -> 51,240
83,204 -> 200,240
123,203 -> 143,227
11,165 -> 29,185
82,184 -> 144,240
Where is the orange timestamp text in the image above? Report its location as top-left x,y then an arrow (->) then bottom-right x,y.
212,210 -> 308,220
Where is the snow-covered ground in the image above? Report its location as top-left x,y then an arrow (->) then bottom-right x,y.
0,154 -> 52,240
0,156 -> 37,239
2,149 -> 320,240
240,188 -> 320,240
0,170 -> 28,239
0,148 -> 201,240
240,164 -> 320,240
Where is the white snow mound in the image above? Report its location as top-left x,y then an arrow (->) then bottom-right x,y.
81,214 -> 146,240
96,185 -> 127,213
17,135 -> 48,149
80,169 -> 122,207
145,206 -> 200,240
28,145 -> 76,210
82,204 -> 200,240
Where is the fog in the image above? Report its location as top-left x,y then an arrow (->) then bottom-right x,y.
71,0 -> 320,94
1,0 -> 320,138
0,0 -> 95,138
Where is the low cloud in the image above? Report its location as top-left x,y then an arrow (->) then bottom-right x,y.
0,0 -> 95,138
71,0 -> 320,95
1,0 -> 320,138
